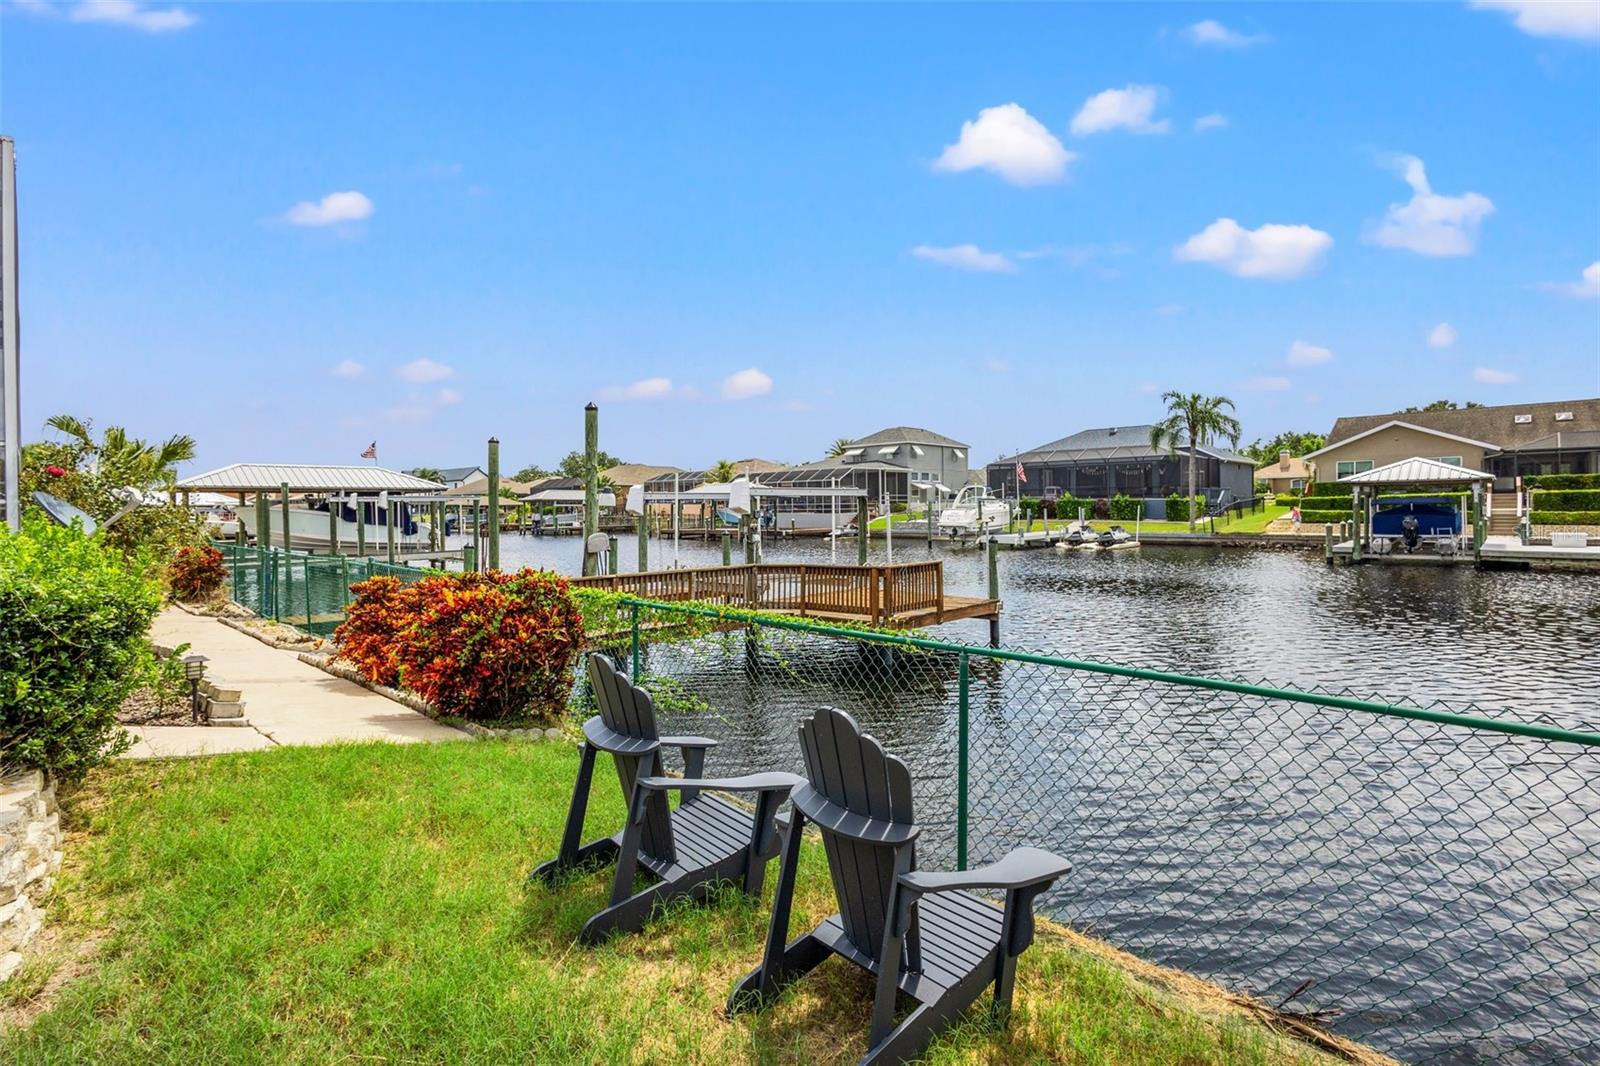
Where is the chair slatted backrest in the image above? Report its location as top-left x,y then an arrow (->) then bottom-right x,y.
799,707 -> 916,962
586,654 -> 674,860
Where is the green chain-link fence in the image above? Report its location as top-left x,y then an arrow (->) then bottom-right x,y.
213,541 -> 429,636
597,598 -> 1598,1066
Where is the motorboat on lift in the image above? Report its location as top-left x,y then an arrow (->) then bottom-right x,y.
938,484 -> 1014,536
235,495 -> 443,552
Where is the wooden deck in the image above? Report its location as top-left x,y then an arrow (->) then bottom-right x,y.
570,560 -> 999,629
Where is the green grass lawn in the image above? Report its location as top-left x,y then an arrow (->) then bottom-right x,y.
3,742 -> 1352,1065
1068,505 -> 1293,536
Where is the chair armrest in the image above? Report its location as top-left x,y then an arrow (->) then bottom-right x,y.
636,772 -> 803,795
659,734 -> 719,751
898,847 -> 1070,896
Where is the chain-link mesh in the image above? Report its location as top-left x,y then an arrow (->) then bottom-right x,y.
213,541 -> 427,635
609,600 -> 1599,1066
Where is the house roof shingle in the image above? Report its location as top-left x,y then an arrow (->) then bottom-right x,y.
999,425 -> 1253,467
1325,398 -> 1600,452
847,426 -> 968,449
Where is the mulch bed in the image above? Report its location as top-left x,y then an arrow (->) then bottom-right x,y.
117,687 -> 197,727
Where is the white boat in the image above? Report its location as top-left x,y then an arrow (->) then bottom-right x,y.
236,498 -> 438,553
1095,525 -> 1139,550
1055,520 -> 1098,551
938,485 -> 1014,535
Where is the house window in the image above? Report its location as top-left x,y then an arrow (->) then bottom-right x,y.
1426,456 -> 1463,466
1336,460 -> 1374,479
1290,478 -> 1305,491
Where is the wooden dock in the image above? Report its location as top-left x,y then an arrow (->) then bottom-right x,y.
570,560 -> 999,630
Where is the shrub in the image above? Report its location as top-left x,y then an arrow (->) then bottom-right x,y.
336,569 -> 586,723
1091,497 -> 1111,519
1524,473 -> 1600,490
1164,493 -> 1204,524
168,544 -> 226,601
1047,494 -> 1088,521
1108,494 -> 1141,521
1,517 -> 161,778
334,575 -> 412,687
1017,497 -> 1041,520
1299,509 -> 1351,525
1529,489 -> 1600,511
1528,511 -> 1600,527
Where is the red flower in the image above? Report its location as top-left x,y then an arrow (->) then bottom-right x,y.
45,465 -> 68,478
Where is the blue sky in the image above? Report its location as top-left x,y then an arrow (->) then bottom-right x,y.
5,1 -> 1599,473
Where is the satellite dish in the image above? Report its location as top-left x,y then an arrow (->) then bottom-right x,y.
32,491 -> 98,534
726,477 -> 752,515
625,484 -> 644,515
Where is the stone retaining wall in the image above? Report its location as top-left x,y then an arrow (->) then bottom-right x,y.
0,770 -> 63,983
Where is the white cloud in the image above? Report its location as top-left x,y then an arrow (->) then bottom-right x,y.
933,103 -> 1076,186
435,387 -> 463,406
1185,19 -> 1269,47
1287,340 -> 1334,366
1174,218 -> 1333,280
1243,376 -> 1292,392
721,368 -> 773,401
69,1 -> 195,32
1543,260 -> 1600,298
911,244 -> 1018,273
1473,367 -> 1519,385
983,357 -> 1012,373
283,190 -> 374,227
1471,1 -> 1600,42
331,359 -> 366,380
1366,155 -> 1493,257
1070,85 -> 1171,136
1428,322 -> 1458,349
397,358 -> 453,384
600,376 -> 677,402
1194,112 -> 1229,132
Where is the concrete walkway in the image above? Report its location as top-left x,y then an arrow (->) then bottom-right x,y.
127,608 -> 465,758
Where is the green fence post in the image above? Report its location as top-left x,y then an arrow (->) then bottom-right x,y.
357,497 -> 367,557
957,650 -> 969,871
487,436 -> 501,571
630,602 -> 641,682
341,555 -> 351,609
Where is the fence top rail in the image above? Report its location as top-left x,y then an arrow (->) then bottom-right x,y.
618,596 -> 1600,749
570,560 -> 943,586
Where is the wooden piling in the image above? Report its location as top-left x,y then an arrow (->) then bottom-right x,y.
486,436 -> 501,571
279,482 -> 291,551
356,497 -> 367,557
986,537 -> 1000,647
386,499 -> 397,564
582,403 -> 599,577
637,512 -> 649,572
327,496 -> 338,555
857,497 -> 869,565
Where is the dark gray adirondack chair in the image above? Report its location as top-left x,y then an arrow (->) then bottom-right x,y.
531,653 -> 800,944
729,707 -> 1071,1065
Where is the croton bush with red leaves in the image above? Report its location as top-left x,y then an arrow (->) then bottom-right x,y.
333,569 -> 585,723
167,545 -> 227,602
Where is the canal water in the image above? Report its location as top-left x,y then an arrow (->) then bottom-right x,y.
489,532 -> 1599,1064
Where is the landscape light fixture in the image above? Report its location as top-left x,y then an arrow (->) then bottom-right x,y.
182,654 -> 209,724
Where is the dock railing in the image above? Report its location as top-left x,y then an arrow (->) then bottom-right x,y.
599,597 -> 1599,1066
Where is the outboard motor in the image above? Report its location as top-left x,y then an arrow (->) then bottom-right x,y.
1401,513 -> 1420,553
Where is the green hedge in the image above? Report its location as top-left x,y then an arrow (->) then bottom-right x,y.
1164,493 -> 1204,523
1530,489 -> 1600,511
1,517 -> 161,778
1108,494 -> 1142,521
1524,473 -> 1600,490
1299,509 -> 1351,525
1049,494 -> 1090,520
1528,511 -> 1600,526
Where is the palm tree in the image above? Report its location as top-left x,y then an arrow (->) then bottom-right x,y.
45,414 -> 196,491
1150,393 -> 1241,532
826,438 -> 854,459
709,459 -> 738,483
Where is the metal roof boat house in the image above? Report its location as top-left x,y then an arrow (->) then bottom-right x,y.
987,426 -> 1257,514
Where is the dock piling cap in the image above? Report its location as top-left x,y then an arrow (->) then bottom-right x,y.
585,532 -> 610,555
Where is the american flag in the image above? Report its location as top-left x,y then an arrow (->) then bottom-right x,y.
1015,461 -> 1027,485
360,442 -> 377,460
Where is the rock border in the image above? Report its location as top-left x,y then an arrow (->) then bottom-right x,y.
0,771 -> 63,984
296,653 -> 568,742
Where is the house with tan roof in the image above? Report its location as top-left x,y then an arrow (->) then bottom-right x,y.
1255,452 -> 1312,495
1306,398 -> 1600,490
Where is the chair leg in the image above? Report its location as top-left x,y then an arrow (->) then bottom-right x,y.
726,933 -> 830,1015
860,997 -> 965,1066
991,951 -> 1018,1027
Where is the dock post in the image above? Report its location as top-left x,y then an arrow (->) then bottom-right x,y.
857,497 -> 869,565
327,497 -> 338,556
986,537 -> 1000,647
721,531 -> 732,566
581,403 -> 599,577
462,543 -> 476,573
236,491 -> 247,547
637,512 -> 649,572
279,482 -> 291,551
607,535 -> 618,575
743,515 -> 756,563
1324,523 -> 1333,564
386,499 -> 397,564
486,436 -> 501,571
356,497 -> 367,557
1350,491 -> 1362,563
